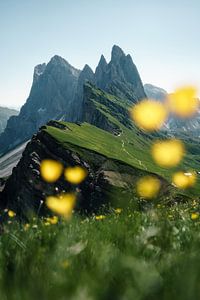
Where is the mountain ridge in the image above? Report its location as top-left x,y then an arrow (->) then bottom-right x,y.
0,45 -> 146,156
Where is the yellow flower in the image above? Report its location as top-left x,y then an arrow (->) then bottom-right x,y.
114,208 -> 122,214
24,223 -> 30,230
130,99 -> 167,131
64,166 -> 87,184
32,224 -> 38,229
151,139 -> 185,168
61,260 -> 70,269
40,159 -> 63,183
44,222 -> 51,226
191,212 -> 199,220
136,176 -> 161,199
8,210 -> 16,218
95,215 -> 106,220
167,86 -> 199,117
46,193 -> 76,219
172,171 -> 196,189
45,216 -> 58,225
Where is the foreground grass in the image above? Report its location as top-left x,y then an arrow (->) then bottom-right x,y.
1,203 -> 200,300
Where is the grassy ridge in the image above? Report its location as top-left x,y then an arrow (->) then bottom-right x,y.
46,121 -> 200,198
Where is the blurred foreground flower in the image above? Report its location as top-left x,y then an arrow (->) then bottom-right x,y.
24,223 -> 30,230
191,212 -> 199,220
172,171 -> 196,189
95,215 -> 106,220
8,210 -> 16,218
115,208 -> 122,214
136,176 -> 161,199
40,159 -> 63,183
130,99 -> 167,131
151,139 -> 184,168
46,193 -> 76,219
167,86 -> 199,118
45,215 -> 59,225
64,166 -> 87,184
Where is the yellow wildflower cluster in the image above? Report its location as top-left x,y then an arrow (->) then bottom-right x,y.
46,193 -> 76,219
40,160 -> 87,185
39,160 -> 88,218
130,86 -> 199,198
95,215 -> 106,220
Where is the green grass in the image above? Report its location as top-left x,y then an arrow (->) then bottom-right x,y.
1,203 -> 200,300
45,122 -> 200,198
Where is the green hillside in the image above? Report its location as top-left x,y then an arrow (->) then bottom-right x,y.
45,84 -> 200,200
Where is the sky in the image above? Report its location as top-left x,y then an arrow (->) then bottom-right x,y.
0,0 -> 199,108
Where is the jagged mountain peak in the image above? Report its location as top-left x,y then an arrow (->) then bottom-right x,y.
50,54 -> 67,64
0,45 -> 146,155
82,64 -> 94,75
98,55 -> 107,67
111,45 -> 125,62
33,63 -> 46,79
48,55 -> 79,74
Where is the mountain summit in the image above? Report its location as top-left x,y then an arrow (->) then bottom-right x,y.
0,46 -> 146,155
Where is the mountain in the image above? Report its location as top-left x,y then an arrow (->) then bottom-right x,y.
0,106 -> 18,134
144,84 -> 200,136
144,83 -> 167,101
1,83 -> 185,218
0,45 -> 146,156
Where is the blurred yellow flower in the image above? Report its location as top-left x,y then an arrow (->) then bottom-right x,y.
24,223 -> 30,230
136,176 -> 161,199
64,166 -> 87,184
46,193 -> 76,219
136,176 -> 160,199
61,260 -> 70,269
167,86 -> 199,117
191,212 -> 199,220
95,215 -> 106,220
115,208 -> 122,214
40,159 -> 63,183
47,216 -> 59,224
151,139 -> 185,168
44,222 -> 51,226
8,210 -> 16,218
130,99 -> 167,131
172,171 -> 196,189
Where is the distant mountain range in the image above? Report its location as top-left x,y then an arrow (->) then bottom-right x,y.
0,45 -> 146,155
0,107 -> 18,134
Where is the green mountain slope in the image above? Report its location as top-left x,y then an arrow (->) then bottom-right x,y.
1,84 -> 199,217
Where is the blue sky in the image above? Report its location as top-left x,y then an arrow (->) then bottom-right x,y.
0,0 -> 199,108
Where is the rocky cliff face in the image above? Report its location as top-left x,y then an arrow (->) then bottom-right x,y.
0,107 -> 18,134
144,84 -> 167,101
0,45 -> 146,155
95,45 -> 146,101
82,83 -> 133,134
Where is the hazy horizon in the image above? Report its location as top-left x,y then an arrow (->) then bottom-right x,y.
1,0 -> 200,108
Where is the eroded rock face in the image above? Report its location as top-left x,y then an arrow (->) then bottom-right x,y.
0,46 -> 146,155
0,126 -> 169,219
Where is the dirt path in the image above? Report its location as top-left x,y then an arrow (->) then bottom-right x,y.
121,138 -> 148,171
